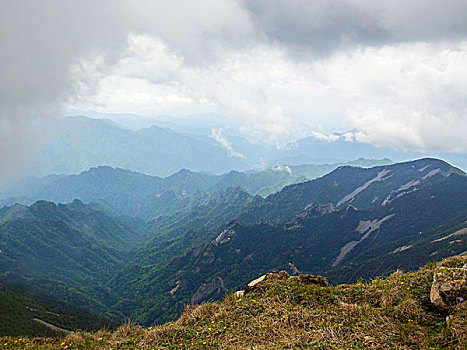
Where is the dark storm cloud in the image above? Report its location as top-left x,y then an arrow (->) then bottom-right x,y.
243,0 -> 467,55
0,0 -> 254,183
244,0 -> 386,55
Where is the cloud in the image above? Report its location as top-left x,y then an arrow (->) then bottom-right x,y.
0,0 -> 130,184
2,0 -> 467,183
335,42 -> 467,152
243,0 -> 467,55
78,34 -> 467,153
0,0 -> 256,183
211,128 -> 245,158
311,132 -> 340,142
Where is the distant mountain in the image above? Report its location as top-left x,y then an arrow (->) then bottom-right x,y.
1,165 -> 306,218
289,158 -> 393,180
269,133 -> 467,172
20,116 -> 249,177
239,158 -> 463,224
215,167 -> 307,197
1,166 -> 220,218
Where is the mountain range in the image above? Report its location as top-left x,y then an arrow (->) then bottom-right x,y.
2,157 -> 465,329
0,165 -> 304,218
107,158 -> 467,323
11,115 -> 466,182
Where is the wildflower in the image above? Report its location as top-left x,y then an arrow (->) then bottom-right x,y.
61,342 -> 66,346
408,319 -> 413,322
458,297 -> 465,302
203,341 -> 207,345
148,326 -> 153,330
400,282 -> 404,285
252,299 -> 256,302
170,323 -> 175,326
211,320 -> 215,323
223,326 -> 227,329
208,328 -> 212,331
98,337 -> 103,341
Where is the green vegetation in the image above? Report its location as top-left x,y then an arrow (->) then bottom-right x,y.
1,158 -> 466,330
2,256 -> 466,349
1,164 -> 307,219
107,170 -> 467,324
0,282 -> 117,337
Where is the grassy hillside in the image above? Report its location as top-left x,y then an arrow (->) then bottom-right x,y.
0,282 -> 118,337
2,255 -> 466,349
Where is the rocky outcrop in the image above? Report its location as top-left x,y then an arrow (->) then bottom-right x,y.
191,277 -> 227,304
430,266 -> 467,309
244,270 -> 290,294
241,271 -> 329,296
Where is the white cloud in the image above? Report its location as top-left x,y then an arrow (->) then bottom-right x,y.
211,128 -> 245,158
311,131 -> 340,142
334,42 -> 467,152
3,0 -> 467,183
79,35 -> 467,154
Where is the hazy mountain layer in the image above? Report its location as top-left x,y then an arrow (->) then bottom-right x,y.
1,166 -> 306,218
21,116 -> 249,178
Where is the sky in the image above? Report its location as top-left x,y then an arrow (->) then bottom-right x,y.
1,0 -> 467,176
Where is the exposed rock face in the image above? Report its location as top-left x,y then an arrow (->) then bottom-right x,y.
191,277 -> 227,304
430,266 -> 467,309
285,203 -> 336,230
332,214 -> 395,267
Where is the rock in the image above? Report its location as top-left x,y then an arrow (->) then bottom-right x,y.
446,315 -> 453,325
234,290 -> 244,298
244,270 -> 289,294
363,336 -> 375,343
430,266 -> 467,309
287,262 -> 300,275
296,274 -> 328,287
191,277 -> 227,304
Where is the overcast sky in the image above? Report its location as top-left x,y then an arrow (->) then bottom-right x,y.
1,0 -> 467,175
